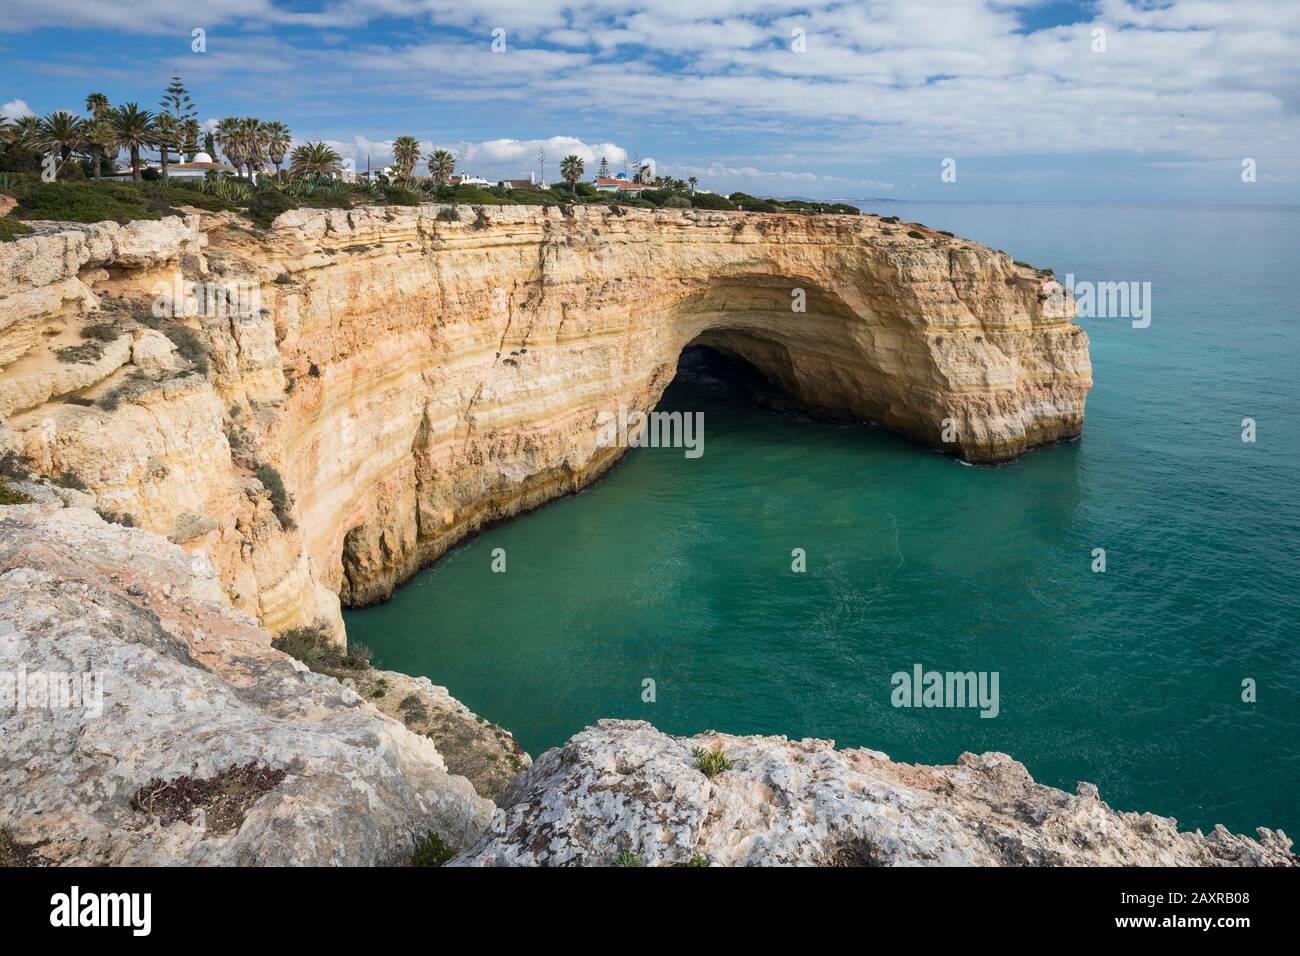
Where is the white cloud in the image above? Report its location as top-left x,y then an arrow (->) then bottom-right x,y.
2,1 -> 1298,198
1,99 -> 35,120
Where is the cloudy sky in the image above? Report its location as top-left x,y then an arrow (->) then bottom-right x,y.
2,0 -> 1297,201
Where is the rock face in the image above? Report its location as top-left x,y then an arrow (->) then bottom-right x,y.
454,720 -> 1293,867
0,204 -> 1090,637
0,502 -> 493,865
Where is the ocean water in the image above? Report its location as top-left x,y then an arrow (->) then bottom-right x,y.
346,203 -> 1300,840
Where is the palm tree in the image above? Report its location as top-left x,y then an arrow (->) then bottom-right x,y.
688,176 -> 698,195
82,93 -> 113,178
559,154 -> 584,194
392,135 -> 421,182
262,121 -> 292,180
289,141 -> 343,178
85,93 -> 110,118
427,149 -> 456,184
109,103 -> 160,182
7,115 -> 41,149
237,117 -> 267,178
37,112 -> 85,178
214,117 -> 240,172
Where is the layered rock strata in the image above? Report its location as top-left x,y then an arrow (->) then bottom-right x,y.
0,205 -> 1091,637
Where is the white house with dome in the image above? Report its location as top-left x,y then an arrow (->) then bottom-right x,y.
164,152 -> 238,179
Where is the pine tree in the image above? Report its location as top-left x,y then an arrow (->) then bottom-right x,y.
598,156 -> 610,179
159,73 -> 197,178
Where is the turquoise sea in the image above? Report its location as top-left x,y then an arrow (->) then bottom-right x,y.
347,203 -> 1300,840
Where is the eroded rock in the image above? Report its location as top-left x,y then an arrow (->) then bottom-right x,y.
0,505 -> 493,865
454,720 -> 1294,867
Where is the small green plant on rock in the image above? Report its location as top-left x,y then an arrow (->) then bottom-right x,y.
613,851 -> 644,867
691,745 -> 735,777
0,482 -> 35,505
410,831 -> 455,867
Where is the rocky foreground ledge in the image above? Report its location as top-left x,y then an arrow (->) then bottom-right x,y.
1,501 -> 1291,867
457,721 -> 1293,867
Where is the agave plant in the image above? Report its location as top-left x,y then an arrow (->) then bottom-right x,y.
200,174 -> 252,203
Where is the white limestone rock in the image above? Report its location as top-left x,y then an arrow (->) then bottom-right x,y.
453,719 -> 1294,867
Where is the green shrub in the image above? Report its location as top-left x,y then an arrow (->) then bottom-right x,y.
691,745 -> 735,777
906,230 -> 926,239
271,624 -> 370,677
398,693 -> 429,724
382,186 -> 421,206
612,852 -> 644,867
881,215 -> 900,223
664,195 -> 691,208
255,463 -> 296,530
410,832 -> 455,867
0,216 -> 33,242
686,192 -> 738,210
0,481 -> 35,505
687,853 -> 709,867
10,179 -> 237,225
247,189 -> 295,228
435,207 -> 460,222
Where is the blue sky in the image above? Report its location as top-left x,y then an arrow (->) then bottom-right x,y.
2,1 -> 1297,202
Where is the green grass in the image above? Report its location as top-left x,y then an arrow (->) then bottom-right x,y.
612,852 -> 644,867
410,831 -> 456,867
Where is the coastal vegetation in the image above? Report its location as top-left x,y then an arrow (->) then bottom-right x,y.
271,625 -> 372,681
691,745 -> 735,777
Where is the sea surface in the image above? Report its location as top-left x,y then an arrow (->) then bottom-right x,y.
347,203 -> 1300,840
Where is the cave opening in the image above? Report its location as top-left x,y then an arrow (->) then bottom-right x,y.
661,343 -> 803,418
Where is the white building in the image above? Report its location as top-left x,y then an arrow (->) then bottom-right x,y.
164,152 -> 237,179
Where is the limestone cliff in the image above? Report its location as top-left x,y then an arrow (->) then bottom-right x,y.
456,720 -> 1294,867
0,500 -> 493,865
1,495 -> 1287,867
0,204 -> 1090,637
